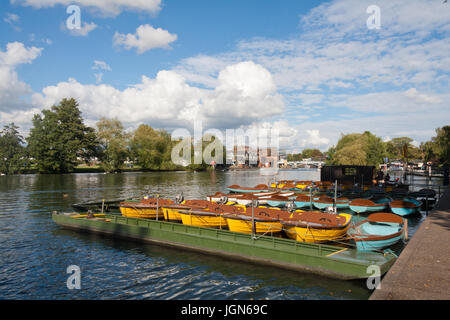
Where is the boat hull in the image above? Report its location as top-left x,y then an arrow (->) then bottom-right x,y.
162,207 -> 183,222
179,212 -> 227,228
226,217 -> 283,235
349,204 -> 388,214
283,214 -> 352,243
120,206 -> 164,219
355,234 -> 403,251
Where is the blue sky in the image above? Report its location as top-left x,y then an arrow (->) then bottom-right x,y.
1,0 -> 449,152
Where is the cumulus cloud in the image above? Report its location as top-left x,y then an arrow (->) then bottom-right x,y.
31,61 -> 284,129
300,129 -> 329,148
0,42 -> 42,112
113,24 -> 177,54
11,0 -> 162,17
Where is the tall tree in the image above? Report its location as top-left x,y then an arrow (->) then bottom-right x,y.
129,124 -> 174,170
327,131 -> 385,166
96,118 -> 129,172
27,98 -> 99,173
0,123 -> 26,174
432,126 -> 450,166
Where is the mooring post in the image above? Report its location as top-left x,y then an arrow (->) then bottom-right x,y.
156,195 -> 159,221
335,180 -> 338,213
251,199 -> 256,239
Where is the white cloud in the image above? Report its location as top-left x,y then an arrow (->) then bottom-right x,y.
113,24 -> 177,54
31,61 -> 284,130
404,88 -> 441,104
68,21 -> 97,36
12,0 -> 162,17
92,60 -> 111,71
300,129 -> 329,148
94,73 -> 103,84
0,42 -> 42,112
4,13 -> 21,31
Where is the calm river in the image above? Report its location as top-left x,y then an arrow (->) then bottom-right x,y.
0,169 -> 436,300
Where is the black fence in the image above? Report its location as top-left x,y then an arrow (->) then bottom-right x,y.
321,165 -> 375,184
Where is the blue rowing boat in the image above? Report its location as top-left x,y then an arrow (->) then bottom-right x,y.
389,197 -> 421,216
349,197 -> 391,214
225,184 -> 269,193
347,213 -> 405,251
312,196 -> 350,210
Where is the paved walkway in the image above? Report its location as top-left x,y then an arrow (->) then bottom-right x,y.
370,187 -> 450,300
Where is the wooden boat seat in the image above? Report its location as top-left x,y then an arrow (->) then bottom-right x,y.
283,211 -> 348,227
367,213 -> 404,224
390,200 -> 418,208
350,199 -> 376,206
294,195 -> 312,201
141,198 -> 174,206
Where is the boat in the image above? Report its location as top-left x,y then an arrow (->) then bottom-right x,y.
349,197 -> 391,214
312,196 -> 350,210
119,198 -> 173,219
389,198 -> 421,216
282,211 -> 352,243
72,198 -> 126,213
176,201 -> 244,228
224,207 -> 284,235
266,195 -> 292,207
161,204 -> 194,222
408,189 -> 437,210
178,209 -> 228,228
347,213 -> 406,251
225,184 -> 269,193
293,194 -> 313,209
295,181 -> 314,190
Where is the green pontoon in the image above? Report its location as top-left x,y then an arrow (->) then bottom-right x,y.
52,212 -> 397,280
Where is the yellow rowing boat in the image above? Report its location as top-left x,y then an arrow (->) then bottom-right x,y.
119,198 -> 173,219
283,212 -> 352,243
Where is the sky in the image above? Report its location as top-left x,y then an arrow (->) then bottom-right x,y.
0,0 -> 449,153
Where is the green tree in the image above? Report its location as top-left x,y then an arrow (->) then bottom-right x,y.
96,118 -> 129,172
432,126 -> 450,166
420,141 -> 437,163
188,134 -> 226,171
327,131 -> 385,166
27,98 -> 99,173
301,148 -> 323,160
0,123 -> 26,174
129,124 -> 175,170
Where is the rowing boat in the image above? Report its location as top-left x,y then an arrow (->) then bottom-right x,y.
347,213 -> 405,251
282,212 -> 352,243
389,198 -> 421,216
312,196 -> 350,210
226,184 -> 269,193
119,198 -> 173,219
349,197 -> 390,214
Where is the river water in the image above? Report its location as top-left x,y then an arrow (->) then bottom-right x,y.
0,169 -> 440,300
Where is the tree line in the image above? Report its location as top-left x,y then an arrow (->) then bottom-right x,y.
323,129 -> 449,167
0,98 -> 223,174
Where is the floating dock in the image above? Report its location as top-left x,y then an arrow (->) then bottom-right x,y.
370,187 -> 450,299
52,212 -> 397,280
